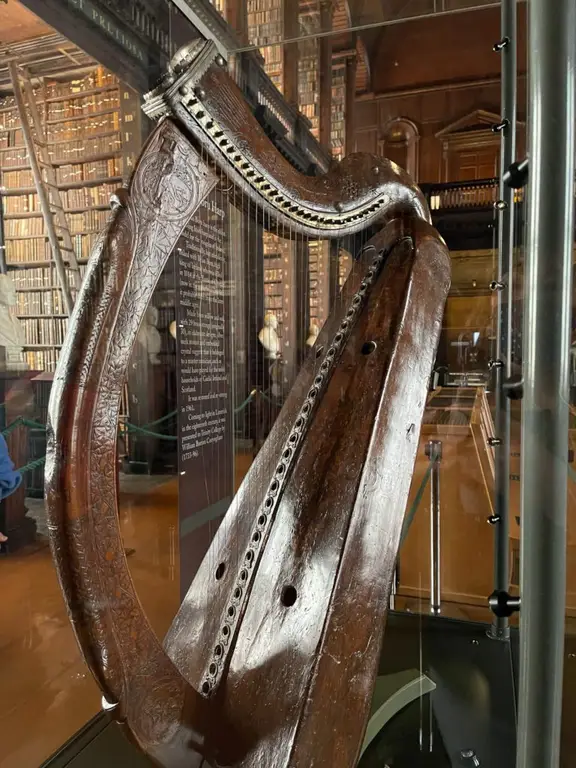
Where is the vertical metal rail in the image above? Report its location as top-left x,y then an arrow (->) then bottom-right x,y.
489,0 -> 517,642
517,0 -> 576,764
426,440 -> 442,615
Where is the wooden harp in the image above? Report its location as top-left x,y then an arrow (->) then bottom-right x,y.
45,39 -> 450,768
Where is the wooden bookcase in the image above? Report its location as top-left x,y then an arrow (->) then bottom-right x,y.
0,65 -> 138,371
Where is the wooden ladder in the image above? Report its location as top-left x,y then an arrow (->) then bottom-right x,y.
6,56 -> 81,315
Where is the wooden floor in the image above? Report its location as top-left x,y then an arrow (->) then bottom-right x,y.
0,455 -> 253,768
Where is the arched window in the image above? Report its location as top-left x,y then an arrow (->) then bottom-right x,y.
379,118 -> 420,180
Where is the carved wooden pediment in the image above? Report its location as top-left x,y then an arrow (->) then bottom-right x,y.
435,109 -> 503,140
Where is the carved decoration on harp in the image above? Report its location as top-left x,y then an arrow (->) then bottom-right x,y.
45,36 -> 451,768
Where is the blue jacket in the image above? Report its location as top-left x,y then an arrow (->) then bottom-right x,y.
0,433 -> 22,500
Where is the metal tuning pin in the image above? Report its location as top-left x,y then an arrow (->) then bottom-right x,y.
493,36 -> 511,52
494,199 -> 508,211
487,515 -> 502,525
488,359 -> 504,370
487,437 -> 502,447
492,119 -> 510,133
490,280 -> 505,291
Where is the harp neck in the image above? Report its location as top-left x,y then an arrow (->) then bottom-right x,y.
143,39 -> 430,238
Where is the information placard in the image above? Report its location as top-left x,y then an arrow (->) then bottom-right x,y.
176,187 -> 233,596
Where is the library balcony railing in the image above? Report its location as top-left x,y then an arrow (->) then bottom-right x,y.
421,178 -> 500,213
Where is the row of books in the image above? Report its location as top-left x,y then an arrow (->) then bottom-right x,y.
47,112 -> 120,143
21,317 -> 69,346
5,233 -> 99,263
45,70 -> 117,99
25,349 -> 60,372
2,182 -> 118,214
47,92 -> 120,121
57,157 -> 123,183
0,129 -> 24,150
47,135 -> 122,162
5,218 -> 45,237
16,290 -> 66,316
6,212 -> 107,237
11,264 -> 88,289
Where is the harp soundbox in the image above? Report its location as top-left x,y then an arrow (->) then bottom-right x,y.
45,39 -> 450,768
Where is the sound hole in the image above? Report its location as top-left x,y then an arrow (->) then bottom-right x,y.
361,341 -> 377,356
281,586 -> 298,608
215,562 -> 226,580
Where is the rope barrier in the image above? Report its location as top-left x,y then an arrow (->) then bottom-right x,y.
17,455 -> 46,474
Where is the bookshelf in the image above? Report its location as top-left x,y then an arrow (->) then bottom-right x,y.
298,3 -> 321,139
0,65 -> 135,371
331,62 -> 346,161
247,0 -> 284,92
308,240 -> 330,329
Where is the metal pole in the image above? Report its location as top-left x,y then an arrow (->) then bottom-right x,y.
426,440 -> 442,615
8,61 -> 74,315
489,0 -> 517,642
517,0 -> 575,763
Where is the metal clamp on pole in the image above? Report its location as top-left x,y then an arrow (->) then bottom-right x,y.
425,440 -> 442,615
503,157 -> 529,189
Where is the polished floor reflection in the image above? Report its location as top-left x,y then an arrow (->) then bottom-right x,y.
0,453 -> 253,768
0,477 -> 181,768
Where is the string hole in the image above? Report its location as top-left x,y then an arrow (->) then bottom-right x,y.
361,341 -> 377,356
347,309 -> 355,318
215,562 -> 226,580
281,586 -> 298,608
265,497 -> 274,509
315,376 -> 323,386
321,362 -> 330,372
353,296 -> 362,307
340,321 -> 348,330
214,644 -> 223,658
283,448 -> 292,460
302,403 -> 310,415
335,333 -> 343,344
289,433 -> 298,445
258,514 -> 267,527
245,550 -> 254,564
270,480 -> 280,493
276,463 -> 285,475
233,587 -> 242,600
227,605 -> 236,619
327,348 -> 335,358
315,345 -> 324,358
239,569 -> 248,583
209,663 -> 218,676
222,624 -> 231,637
252,531 -> 261,545
308,388 -> 318,399
295,418 -> 304,429
201,681 -> 211,695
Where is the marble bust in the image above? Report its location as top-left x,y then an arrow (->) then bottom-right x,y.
306,322 -> 320,348
137,305 -> 162,365
258,312 -> 281,360
0,274 -> 27,370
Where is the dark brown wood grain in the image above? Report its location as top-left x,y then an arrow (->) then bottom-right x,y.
45,53 -> 451,768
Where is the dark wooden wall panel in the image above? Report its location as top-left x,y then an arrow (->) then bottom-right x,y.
353,6 -> 527,183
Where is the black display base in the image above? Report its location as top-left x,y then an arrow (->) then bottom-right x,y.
360,611 -> 518,768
